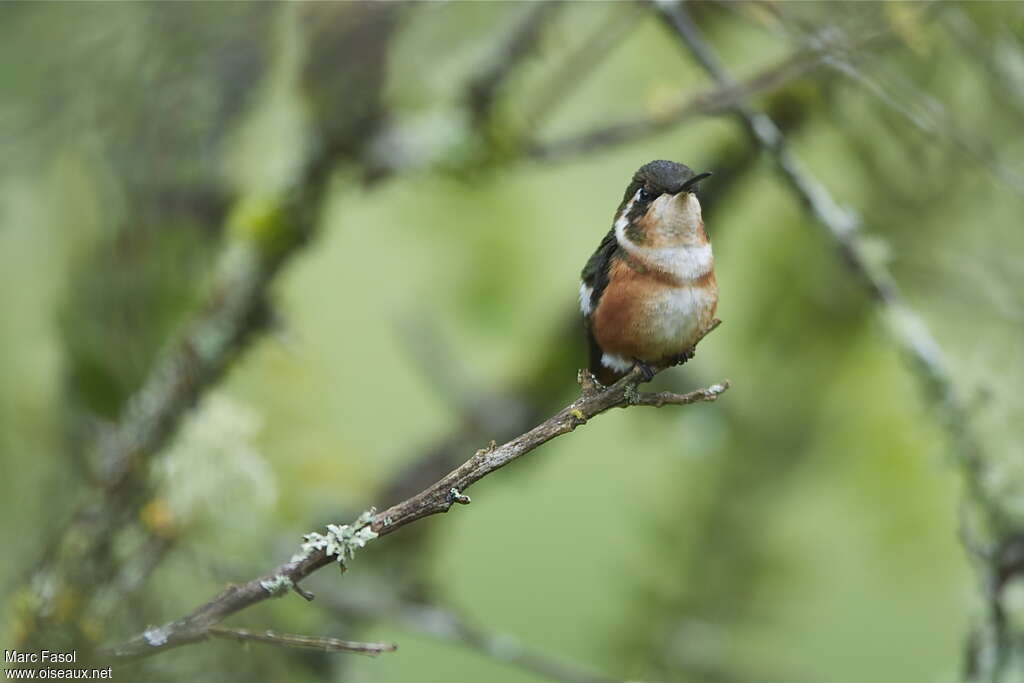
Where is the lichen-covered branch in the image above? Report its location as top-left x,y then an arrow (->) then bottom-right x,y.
106,321 -> 727,660
17,2 -> 402,656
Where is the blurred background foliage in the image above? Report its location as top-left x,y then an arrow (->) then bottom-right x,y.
1,2 -> 1022,682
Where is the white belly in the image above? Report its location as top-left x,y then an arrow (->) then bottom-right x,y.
640,284 -> 717,354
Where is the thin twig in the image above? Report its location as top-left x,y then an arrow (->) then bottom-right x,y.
106,320 -> 727,660
363,2 -> 557,184
527,48 -> 817,162
826,51 -> 1024,199
395,315 -> 481,418
207,626 -> 396,656
466,2 -> 561,128
521,1 -> 646,131
630,384 -> 730,408
323,594 -> 624,683
527,24 -> 888,162
942,8 -> 1024,118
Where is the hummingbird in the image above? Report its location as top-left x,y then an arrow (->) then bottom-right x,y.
579,160 -> 717,385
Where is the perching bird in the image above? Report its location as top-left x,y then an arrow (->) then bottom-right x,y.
579,160 -> 717,385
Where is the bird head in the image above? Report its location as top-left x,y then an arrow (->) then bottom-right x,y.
614,160 -> 711,248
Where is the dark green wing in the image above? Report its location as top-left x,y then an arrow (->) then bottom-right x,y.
580,227 -> 618,316
581,228 -> 622,381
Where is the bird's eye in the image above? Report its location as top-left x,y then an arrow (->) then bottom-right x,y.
638,187 -> 653,201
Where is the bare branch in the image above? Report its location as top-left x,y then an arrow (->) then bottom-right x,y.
106,320 -> 727,660
630,383 -> 730,408
322,594 -> 625,683
207,626 -> 396,656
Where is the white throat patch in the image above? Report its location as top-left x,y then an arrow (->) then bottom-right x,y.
614,192 -> 713,282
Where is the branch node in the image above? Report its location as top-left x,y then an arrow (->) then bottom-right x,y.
475,440 -> 497,457
259,574 -> 294,598
292,583 -> 315,602
707,380 -> 731,398
448,488 -> 472,506
577,369 -> 602,396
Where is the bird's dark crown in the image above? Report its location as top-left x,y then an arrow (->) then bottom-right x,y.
616,160 -> 709,218
626,160 -> 698,199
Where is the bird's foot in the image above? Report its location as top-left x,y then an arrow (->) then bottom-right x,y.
632,359 -> 656,382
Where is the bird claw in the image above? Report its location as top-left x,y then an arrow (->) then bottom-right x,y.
668,348 -> 695,366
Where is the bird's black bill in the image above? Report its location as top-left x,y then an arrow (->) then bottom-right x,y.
680,172 -> 712,193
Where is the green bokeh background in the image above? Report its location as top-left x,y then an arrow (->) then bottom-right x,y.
2,2 -> 1021,682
